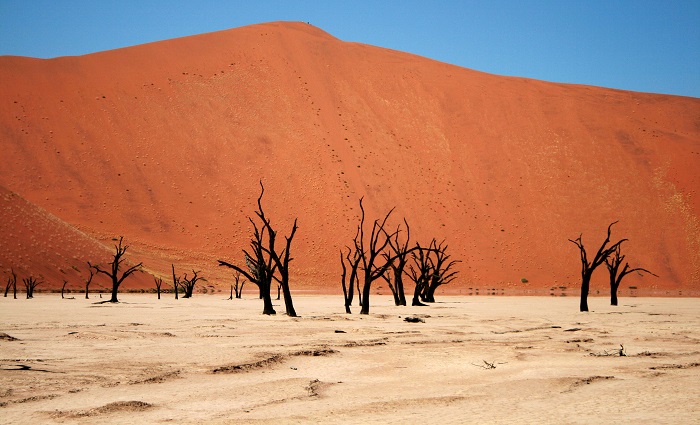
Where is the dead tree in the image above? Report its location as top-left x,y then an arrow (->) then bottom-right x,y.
61,280 -> 68,299
219,223 -> 276,314
172,264 -> 180,299
383,219 -> 412,306
231,271 -> 245,299
180,270 -> 205,298
340,243 -> 361,314
4,269 -> 17,298
154,276 -> 163,299
421,239 -> 460,303
88,236 -> 143,303
605,245 -> 657,306
218,186 -> 276,315
85,266 -> 95,299
219,182 -> 298,316
351,197 -> 399,315
23,276 -> 41,299
569,222 -> 626,312
254,182 -> 298,316
408,242 -> 431,306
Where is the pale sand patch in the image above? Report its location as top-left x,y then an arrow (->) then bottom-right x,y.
1,295 -> 698,424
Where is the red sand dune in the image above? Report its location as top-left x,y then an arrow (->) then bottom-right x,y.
1,21 -> 698,295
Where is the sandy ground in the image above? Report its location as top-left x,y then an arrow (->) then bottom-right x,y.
1,294 -> 698,424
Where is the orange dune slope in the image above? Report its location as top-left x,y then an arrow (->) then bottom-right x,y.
1,22 -> 698,294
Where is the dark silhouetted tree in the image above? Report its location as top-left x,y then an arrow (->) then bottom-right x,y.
220,182 -> 298,316
352,198 -> 399,315
180,270 -> 205,298
229,271 -> 245,299
23,276 -> 41,299
154,276 -> 163,299
605,245 -> 657,306
420,239 -> 460,303
61,280 -> 68,299
408,242 -> 431,306
88,236 -> 143,303
4,269 -> 17,299
340,242 -> 361,314
383,219 -> 413,306
569,222 -> 626,312
172,264 -> 180,299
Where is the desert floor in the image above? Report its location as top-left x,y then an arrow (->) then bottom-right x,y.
1,294 -> 698,424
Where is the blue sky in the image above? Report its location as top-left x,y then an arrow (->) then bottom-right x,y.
1,1 -> 698,98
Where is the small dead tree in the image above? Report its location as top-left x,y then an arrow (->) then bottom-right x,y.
569,222 -> 626,312
605,245 -> 657,306
180,270 -> 205,298
230,271 -> 245,299
4,269 -> 17,298
23,276 -> 41,299
61,280 -> 68,299
85,266 -> 95,299
154,276 -> 163,299
340,243 -> 361,314
88,236 -> 143,303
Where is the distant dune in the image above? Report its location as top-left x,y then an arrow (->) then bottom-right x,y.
1,21 -> 698,295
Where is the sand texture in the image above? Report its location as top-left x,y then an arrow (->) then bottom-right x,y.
1,21 -> 699,293
1,294 -> 698,424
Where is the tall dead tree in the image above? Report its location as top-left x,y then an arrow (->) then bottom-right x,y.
353,198 -> 399,315
23,276 -> 41,299
569,222 -> 626,312
259,189 -> 299,317
154,276 -> 163,299
605,245 -> 657,306
88,236 -> 143,303
219,182 -> 297,316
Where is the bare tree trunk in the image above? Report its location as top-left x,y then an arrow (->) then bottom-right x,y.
172,264 -> 179,300
610,280 -> 619,306
61,280 -> 68,299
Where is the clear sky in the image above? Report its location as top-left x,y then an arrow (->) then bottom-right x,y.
1,0 -> 698,98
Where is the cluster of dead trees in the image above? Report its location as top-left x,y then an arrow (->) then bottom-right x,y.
340,198 -> 459,314
570,221 -> 657,311
218,182 -> 298,316
3,269 -> 42,299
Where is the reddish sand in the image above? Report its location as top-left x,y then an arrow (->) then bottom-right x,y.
0,21 -> 698,295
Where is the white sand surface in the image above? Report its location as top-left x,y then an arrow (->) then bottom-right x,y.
1,294 -> 698,424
